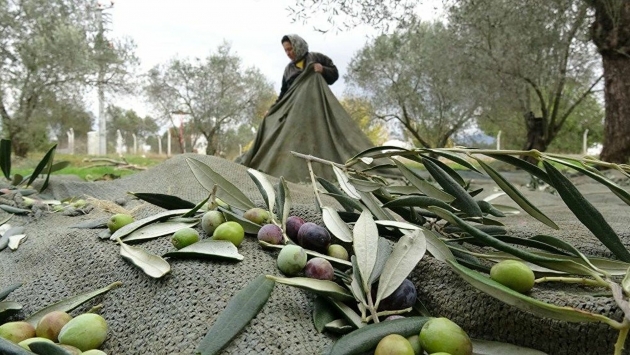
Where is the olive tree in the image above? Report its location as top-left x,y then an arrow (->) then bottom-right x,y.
144,42 -> 275,156
289,0 -> 630,163
448,0 -> 602,162
0,0 -> 138,156
345,22 -> 483,148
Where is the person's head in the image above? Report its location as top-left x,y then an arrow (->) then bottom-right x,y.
281,35 -> 308,62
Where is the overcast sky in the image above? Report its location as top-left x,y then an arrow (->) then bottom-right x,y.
101,0 -> 442,117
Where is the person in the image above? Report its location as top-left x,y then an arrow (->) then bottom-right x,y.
240,34 -> 387,183
272,34 -> 339,107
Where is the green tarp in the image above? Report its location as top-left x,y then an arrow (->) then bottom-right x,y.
239,64 -> 382,183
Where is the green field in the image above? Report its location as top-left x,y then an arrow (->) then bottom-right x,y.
11,153 -> 169,181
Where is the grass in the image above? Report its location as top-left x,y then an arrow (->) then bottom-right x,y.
11,153 -> 168,181
8,149 -> 581,185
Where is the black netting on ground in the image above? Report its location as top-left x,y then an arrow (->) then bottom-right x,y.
0,154 -> 628,354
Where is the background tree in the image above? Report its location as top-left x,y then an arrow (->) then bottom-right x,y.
106,105 -> 159,153
345,22 -> 483,148
448,0 -> 601,162
34,91 -> 94,151
340,97 -> 388,145
0,0 -> 138,156
289,0 -> 629,163
144,42 -> 275,156
478,89 -> 604,154
591,1 -> 630,163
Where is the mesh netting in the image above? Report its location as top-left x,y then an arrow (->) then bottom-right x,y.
0,154 -> 628,355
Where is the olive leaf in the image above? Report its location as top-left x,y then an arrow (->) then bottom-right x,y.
326,297 -> 364,329
542,161 -> 630,262
27,143 -> 57,192
346,145 -> 409,164
423,149 -> 482,173
0,214 -> 13,227
247,168 -> 276,213
322,206 -> 353,243
382,195 -> 457,212
353,210 -> 379,292
0,226 -> 23,251
0,337 -> 32,355
421,155 -> 467,187
70,218 -> 109,229
128,192 -> 195,210
0,301 -> 22,322
266,276 -> 354,302
422,157 -> 482,218
324,319 -> 354,334
326,317 -> 431,355
483,153 -> 551,185
374,220 -> 420,230
471,338 -> 548,355
25,281 -> 122,327
447,260 -> 616,325
393,160 -> 455,202
332,165 -> 361,199
28,341 -> 76,355
545,156 -> 630,206
375,230 -> 426,306
117,238 -> 170,279
349,256 -> 368,308
279,177 -> 291,233
529,235 -> 606,275
429,206 -> 602,277
481,250 -> 630,277
475,158 -> 557,229
0,139 -> 11,179
8,234 -> 26,250
367,238 -> 394,285
110,209 -> 189,241
420,228 -> 456,263
186,157 -> 255,210
196,275 -> 275,355
181,194 -> 210,218
121,220 -> 199,243
348,177 -> 383,192
219,207 -> 262,235
163,240 -> 244,261
385,185 -> 424,196
313,296 -> 338,333
0,205 -> 30,215
0,283 -> 21,301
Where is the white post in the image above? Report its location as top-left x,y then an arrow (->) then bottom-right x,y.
87,131 -> 99,155
97,9 -> 106,156
116,130 -> 124,157
167,129 -> 172,157
583,129 -> 589,155
133,134 -> 137,154
66,128 -> 75,155
496,130 -> 502,150
157,135 -> 162,156
94,1 -> 114,155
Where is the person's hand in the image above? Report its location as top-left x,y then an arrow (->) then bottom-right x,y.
313,63 -> 324,73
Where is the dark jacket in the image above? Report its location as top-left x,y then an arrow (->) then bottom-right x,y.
274,52 -> 339,104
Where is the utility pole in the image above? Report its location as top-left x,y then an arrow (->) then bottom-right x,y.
94,1 -> 114,156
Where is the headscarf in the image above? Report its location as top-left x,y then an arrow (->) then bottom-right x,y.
283,34 -> 309,62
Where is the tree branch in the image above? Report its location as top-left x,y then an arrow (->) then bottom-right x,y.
556,74 -> 604,130
548,3 -> 589,134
